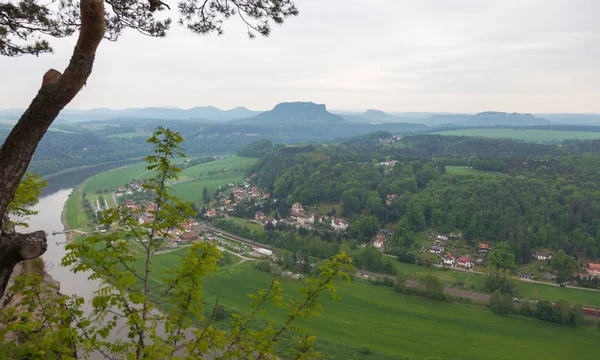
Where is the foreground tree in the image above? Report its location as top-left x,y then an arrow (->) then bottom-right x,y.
0,0 -> 298,298
1,127 -> 354,358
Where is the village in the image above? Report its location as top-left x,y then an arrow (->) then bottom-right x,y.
113,175 -> 600,285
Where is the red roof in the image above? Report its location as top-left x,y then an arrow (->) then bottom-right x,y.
180,232 -> 198,241
479,243 -> 489,249
589,263 -> 600,272
207,209 -> 216,215
458,256 -> 471,263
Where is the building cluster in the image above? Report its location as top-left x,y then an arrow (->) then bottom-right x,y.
204,175 -> 270,219
378,135 -> 402,144
115,180 -> 144,198
122,198 -> 201,244
423,233 -> 474,269
285,202 -> 349,231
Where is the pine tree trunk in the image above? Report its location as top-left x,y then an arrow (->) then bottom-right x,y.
0,0 -> 105,298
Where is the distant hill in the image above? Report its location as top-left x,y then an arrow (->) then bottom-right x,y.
466,112 -> 549,126
0,106 -> 263,122
363,109 -> 391,119
235,102 -> 345,125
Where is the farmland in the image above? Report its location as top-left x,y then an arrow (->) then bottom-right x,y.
445,166 -> 505,177
390,259 -> 600,307
141,256 -> 600,360
80,155 -> 255,193
432,128 -> 600,143
171,172 -> 248,205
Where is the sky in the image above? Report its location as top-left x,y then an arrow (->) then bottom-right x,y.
1,0 -> 599,113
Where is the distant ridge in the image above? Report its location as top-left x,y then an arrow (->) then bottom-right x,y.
0,106 -> 264,122
235,102 -> 346,124
363,109 -> 391,119
466,112 -> 549,126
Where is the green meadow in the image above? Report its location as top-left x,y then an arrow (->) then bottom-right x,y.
432,128 -> 600,143
445,166 -> 504,177
81,155 -> 255,193
171,172 -> 248,206
139,254 -> 600,360
391,260 -> 600,307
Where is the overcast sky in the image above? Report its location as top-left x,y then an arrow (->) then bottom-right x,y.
1,0 -> 599,113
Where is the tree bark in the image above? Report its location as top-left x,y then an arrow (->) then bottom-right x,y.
0,0 -> 105,298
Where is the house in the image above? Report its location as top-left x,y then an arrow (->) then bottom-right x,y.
125,199 -> 136,209
188,218 -> 198,226
374,237 -> 385,249
437,234 -> 448,241
442,254 -> 455,266
478,243 -> 490,253
179,231 -> 199,242
291,274 -> 304,280
457,256 -> 473,268
118,187 -> 126,192
331,218 -> 349,231
225,205 -> 234,212
146,203 -> 158,212
588,263 -> 600,277
263,193 -> 271,199
255,211 -> 265,221
182,223 -> 191,231
281,271 -> 293,277
429,246 -> 444,254
206,209 -> 217,217
519,273 -> 535,280
535,250 -> 553,261
449,233 -> 462,239
265,218 -> 278,226
379,160 -> 399,167
386,194 -> 397,205
291,202 -> 305,213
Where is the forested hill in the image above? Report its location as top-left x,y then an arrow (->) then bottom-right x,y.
245,133 -> 600,263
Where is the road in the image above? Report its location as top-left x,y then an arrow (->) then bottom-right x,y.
111,191 -> 118,207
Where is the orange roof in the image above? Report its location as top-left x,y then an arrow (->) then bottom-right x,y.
589,263 -> 600,271
479,243 -> 489,249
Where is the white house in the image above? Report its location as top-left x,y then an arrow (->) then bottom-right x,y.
331,218 -> 349,231
437,234 -> 448,241
430,246 -> 444,254
256,248 -> 273,256
457,256 -> 472,268
442,254 -> 455,266
374,238 -> 385,249
535,251 -> 553,261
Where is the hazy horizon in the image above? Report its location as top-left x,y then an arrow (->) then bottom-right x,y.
1,0 -> 599,113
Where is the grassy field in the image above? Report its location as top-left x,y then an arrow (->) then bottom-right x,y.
390,259 -> 600,307
64,187 -> 91,230
171,172 -> 247,205
445,166 -> 505,177
140,257 -> 600,360
432,128 -> 600,143
81,156 -> 256,193
108,132 -> 152,138
82,162 -> 153,193
178,156 -> 256,180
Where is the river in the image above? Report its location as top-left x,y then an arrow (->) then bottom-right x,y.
21,188 -> 102,306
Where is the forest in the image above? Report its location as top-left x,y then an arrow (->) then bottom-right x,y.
243,133 -> 600,267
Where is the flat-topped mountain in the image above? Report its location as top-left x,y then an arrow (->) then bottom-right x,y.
235,102 -> 346,125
